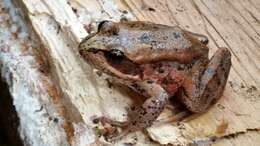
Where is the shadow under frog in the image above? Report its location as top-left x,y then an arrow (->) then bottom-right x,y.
79,20 -> 231,141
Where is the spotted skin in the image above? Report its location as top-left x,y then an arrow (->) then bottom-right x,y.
79,21 -> 232,141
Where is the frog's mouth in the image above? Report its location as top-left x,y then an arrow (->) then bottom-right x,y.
80,48 -> 142,81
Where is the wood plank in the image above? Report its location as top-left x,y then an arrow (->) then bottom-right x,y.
2,0 -> 260,145
119,0 -> 260,145
0,0 -> 73,145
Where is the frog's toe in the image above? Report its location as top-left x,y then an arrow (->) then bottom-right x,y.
93,116 -> 129,127
92,116 -> 134,141
105,127 -> 134,142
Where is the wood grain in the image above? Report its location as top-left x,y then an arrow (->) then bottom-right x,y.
117,0 -> 260,145
6,0 -> 260,145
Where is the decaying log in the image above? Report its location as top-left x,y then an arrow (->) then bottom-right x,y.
0,0 -> 260,145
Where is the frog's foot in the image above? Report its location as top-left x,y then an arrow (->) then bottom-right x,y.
94,84 -> 170,141
93,116 -> 132,141
93,116 -> 129,127
180,47 -> 231,113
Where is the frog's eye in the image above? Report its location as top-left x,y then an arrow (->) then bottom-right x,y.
98,20 -> 118,35
98,20 -> 110,31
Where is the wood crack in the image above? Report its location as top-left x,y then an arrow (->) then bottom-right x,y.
192,128 -> 260,145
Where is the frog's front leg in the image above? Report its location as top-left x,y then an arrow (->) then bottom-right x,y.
94,83 -> 169,141
179,47 -> 231,113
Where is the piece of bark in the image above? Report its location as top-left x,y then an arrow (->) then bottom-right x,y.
1,0 -> 260,145
0,1 -> 73,145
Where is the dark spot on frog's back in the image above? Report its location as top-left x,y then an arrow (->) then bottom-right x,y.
162,36 -> 168,40
139,33 -> 151,43
173,32 -> 181,39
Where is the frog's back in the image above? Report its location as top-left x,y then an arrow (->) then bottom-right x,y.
80,21 -> 208,64
118,21 -> 191,49
116,21 -> 207,64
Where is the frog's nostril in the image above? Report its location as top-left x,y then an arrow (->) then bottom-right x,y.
79,49 -> 85,56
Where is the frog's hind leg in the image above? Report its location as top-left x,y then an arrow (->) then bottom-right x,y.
179,47 -> 231,113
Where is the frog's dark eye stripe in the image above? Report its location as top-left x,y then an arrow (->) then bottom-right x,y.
104,49 -> 141,76
110,49 -> 124,57
104,49 -> 124,64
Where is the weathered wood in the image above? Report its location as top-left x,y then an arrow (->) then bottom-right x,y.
1,0 -> 260,145
0,0 -> 72,146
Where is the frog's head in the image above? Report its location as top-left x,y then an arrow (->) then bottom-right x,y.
79,21 -> 121,52
79,20 -> 160,63
79,21 -> 143,81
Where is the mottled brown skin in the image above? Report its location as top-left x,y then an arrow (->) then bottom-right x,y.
79,21 -> 231,140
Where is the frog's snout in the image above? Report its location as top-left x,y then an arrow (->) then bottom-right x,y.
78,37 -> 89,51
78,41 -> 85,51
78,45 -> 87,57
78,40 -> 94,57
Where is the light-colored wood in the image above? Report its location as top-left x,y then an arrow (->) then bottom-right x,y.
212,130 -> 260,146
116,0 -> 260,145
0,0 -> 74,146
1,0 -> 260,145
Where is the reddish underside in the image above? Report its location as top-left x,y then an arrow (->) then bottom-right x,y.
141,62 -> 186,95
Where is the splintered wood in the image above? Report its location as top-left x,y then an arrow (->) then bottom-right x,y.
4,0 -> 260,145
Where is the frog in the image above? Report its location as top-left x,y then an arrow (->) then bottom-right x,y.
78,20 -> 231,140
